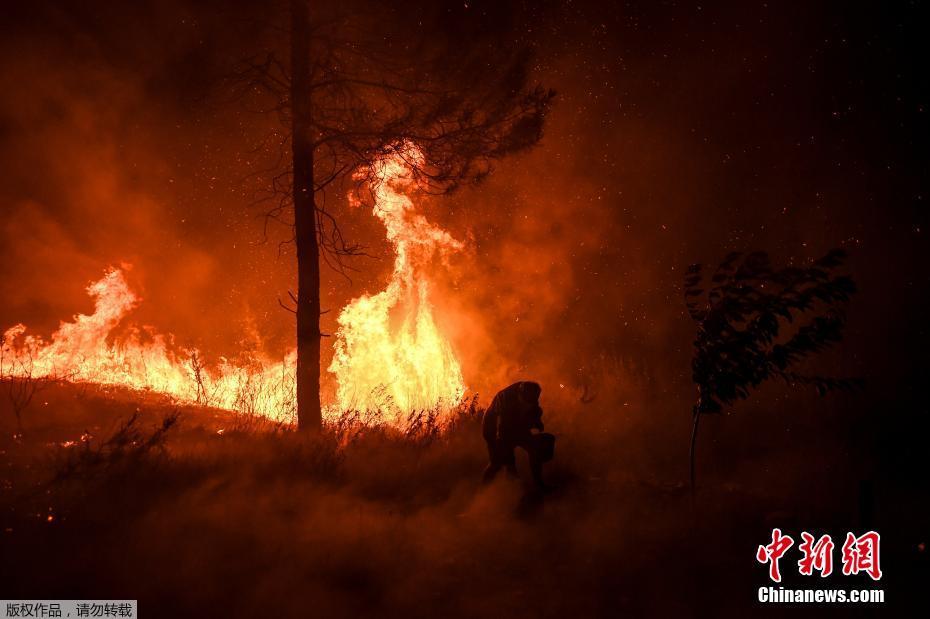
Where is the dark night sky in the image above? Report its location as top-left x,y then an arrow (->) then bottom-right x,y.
0,0 -> 928,501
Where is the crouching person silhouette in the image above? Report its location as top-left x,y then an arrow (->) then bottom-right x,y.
482,381 -> 555,490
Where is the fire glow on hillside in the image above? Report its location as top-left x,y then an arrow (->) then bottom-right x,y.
0,149 -> 465,427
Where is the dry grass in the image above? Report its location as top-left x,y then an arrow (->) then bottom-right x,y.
0,376 -> 903,618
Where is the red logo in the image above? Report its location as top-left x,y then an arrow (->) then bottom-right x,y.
798,532 -> 834,577
841,531 -> 882,581
757,529 -> 881,581
756,528 -> 794,582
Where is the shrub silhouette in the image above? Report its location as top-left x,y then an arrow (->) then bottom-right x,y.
684,249 -> 861,495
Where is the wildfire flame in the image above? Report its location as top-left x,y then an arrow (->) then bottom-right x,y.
1,267 -> 297,422
329,146 -> 466,423
0,145 -> 466,428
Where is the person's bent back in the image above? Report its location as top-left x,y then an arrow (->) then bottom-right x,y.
481,381 -> 553,490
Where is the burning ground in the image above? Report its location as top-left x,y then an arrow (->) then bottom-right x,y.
1,146 -> 468,427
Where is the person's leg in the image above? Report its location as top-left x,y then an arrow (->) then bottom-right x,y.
529,451 -> 546,489
482,439 -> 502,483
502,444 -> 518,478
523,437 -> 549,490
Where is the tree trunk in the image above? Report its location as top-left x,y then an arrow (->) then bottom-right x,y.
689,409 -> 701,505
290,0 -> 322,431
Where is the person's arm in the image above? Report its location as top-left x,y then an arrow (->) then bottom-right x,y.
530,406 -> 544,431
482,402 -> 500,441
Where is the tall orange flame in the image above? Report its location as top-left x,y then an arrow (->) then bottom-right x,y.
329,146 -> 466,423
1,146 -> 466,428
